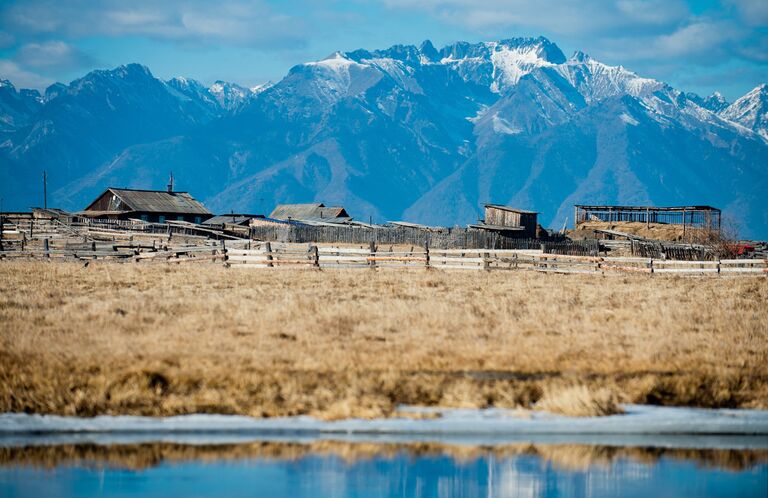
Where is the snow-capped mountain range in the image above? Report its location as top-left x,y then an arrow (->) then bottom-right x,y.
1,37 -> 766,237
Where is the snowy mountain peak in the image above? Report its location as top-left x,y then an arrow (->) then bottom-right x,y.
570,51 -> 591,63
207,80 -> 250,111
419,40 -> 439,62
307,51 -> 359,68
720,83 -> 768,141
250,82 -> 272,94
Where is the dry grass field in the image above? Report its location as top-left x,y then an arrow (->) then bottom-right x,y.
1,261 -> 767,419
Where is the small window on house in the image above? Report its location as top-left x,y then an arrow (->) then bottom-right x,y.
140,214 -> 148,222
177,215 -> 184,221
158,215 -> 165,224
194,216 -> 202,224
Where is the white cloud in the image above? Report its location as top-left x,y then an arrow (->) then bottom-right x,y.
726,0 -> 768,26
1,0 -> 307,49
382,0 -> 689,35
0,60 -> 52,89
15,41 -> 95,72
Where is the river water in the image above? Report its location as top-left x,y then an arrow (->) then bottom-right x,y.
1,407 -> 766,497
1,439 -> 766,498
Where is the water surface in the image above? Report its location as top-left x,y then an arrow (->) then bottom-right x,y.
1,440 -> 766,497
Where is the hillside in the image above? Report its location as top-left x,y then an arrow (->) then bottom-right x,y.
1,37 -> 766,237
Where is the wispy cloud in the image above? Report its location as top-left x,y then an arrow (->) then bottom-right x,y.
382,0 -> 689,36
15,41 -> 96,72
1,0 -> 307,49
0,60 -> 53,89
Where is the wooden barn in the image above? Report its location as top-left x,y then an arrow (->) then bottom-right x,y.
269,203 -> 351,224
471,204 -> 538,239
79,188 -> 212,224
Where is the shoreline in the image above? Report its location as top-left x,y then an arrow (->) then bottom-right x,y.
3,405 -> 768,438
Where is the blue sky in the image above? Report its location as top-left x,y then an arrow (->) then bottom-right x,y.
0,0 -> 766,100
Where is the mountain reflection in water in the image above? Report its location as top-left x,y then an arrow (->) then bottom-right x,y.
0,441 -> 766,498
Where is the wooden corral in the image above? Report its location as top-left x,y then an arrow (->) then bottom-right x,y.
574,205 -> 721,234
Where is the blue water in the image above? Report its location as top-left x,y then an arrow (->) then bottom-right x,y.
0,447 -> 766,498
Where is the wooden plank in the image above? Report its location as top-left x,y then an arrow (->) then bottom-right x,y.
719,259 -> 767,265
431,264 -> 482,270
227,255 -> 270,263
317,247 -> 371,254
653,268 -> 719,274
719,267 -> 767,273
319,255 -> 370,263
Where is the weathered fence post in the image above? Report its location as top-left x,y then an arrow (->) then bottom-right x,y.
483,251 -> 490,271
424,240 -> 430,269
0,215 -> 4,252
311,245 -> 320,268
369,241 -> 376,270
265,241 -> 274,268
43,238 -> 50,259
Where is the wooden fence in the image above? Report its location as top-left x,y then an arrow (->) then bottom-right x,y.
248,224 -> 542,250
225,242 -> 767,276
630,239 -> 715,261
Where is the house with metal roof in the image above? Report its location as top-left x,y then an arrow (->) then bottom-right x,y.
79,188 -> 212,224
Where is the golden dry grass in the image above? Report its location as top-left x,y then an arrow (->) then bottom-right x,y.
1,261 -> 767,418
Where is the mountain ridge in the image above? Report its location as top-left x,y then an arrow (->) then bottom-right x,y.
1,37 -> 766,237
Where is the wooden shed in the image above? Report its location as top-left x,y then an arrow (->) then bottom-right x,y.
79,188 -> 212,224
471,204 -> 538,239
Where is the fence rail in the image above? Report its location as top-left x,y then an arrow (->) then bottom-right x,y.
223,243 -> 767,276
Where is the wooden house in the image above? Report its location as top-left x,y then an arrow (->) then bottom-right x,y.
79,188 -> 212,224
470,204 -> 538,238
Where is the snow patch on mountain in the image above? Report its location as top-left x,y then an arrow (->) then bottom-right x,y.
720,84 -> 768,141
489,42 -> 556,93
558,52 -> 663,103
492,113 -> 522,134
208,80 -> 251,111
620,113 -> 639,126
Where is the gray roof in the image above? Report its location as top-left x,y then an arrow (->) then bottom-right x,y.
269,203 -> 349,220
295,216 -> 353,226
469,223 -> 525,231
202,214 -> 263,226
484,204 -> 538,214
86,188 -> 211,215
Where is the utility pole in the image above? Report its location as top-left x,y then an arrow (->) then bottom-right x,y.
43,170 -> 47,209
